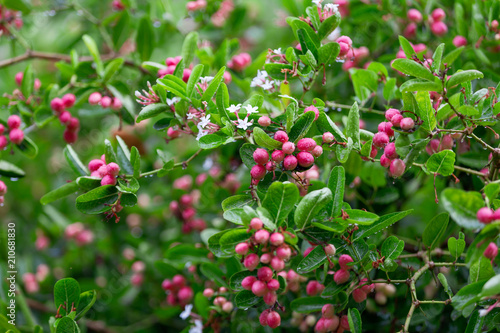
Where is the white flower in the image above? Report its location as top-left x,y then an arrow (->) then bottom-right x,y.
226,104 -> 241,113
324,3 -> 339,12
200,76 -> 214,84
236,116 -> 254,130
256,70 -> 268,80
134,91 -> 142,98
199,115 -> 211,128
260,80 -> 274,91
167,97 -> 181,106
312,0 -> 322,7
479,309 -> 488,317
273,48 -> 282,55
250,78 -> 263,88
196,128 -> 209,141
187,113 -> 196,120
189,319 -> 204,333
244,105 -> 259,115
180,304 -> 193,320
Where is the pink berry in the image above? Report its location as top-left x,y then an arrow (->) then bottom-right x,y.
241,276 -> 257,290
62,94 -> 76,108
312,145 -> 323,157
59,111 -> 71,124
101,96 -> 112,108
258,116 -> 271,127
222,302 -> 233,312
337,35 -> 353,46
270,233 -> 284,246
390,159 -> 406,178
427,139 -> 440,154
172,274 -> 186,287
324,317 -> 340,332
50,98 -> 65,113
493,209 -> 500,221
352,288 -> 367,303
255,229 -> 270,244
297,151 -> 314,167
34,79 -> 41,90
235,242 -> 249,255
282,141 -> 295,154
182,69 -> 192,82
385,109 -> 400,121
334,269 -> 350,284
340,315 -> 350,330
323,132 -> 334,143
276,245 -> 291,259
178,286 -> 194,305
274,131 -> 289,143
384,142 -> 398,160
306,281 -> 324,296
270,256 -> 285,271
260,253 -> 272,264
297,138 -> 316,152
407,9 -> 422,22
322,304 -> 335,319
130,273 -> 143,286
431,8 -> 446,21
400,117 -> 415,130
283,155 -> 298,170
7,115 -> 21,129
338,42 -> 350,57
391,114 -> 403,127
244,253 -> 260,271
9,128 -> 24,144
439,135 -> 454,151
263,291 -> 277,305
88,92 -> 102,105
477,207 -> 494,224
380,154 -> 391,168
253,148 -> 269,165
372,132 -> 389,148
378,122 -> 394,137
251,280 -> 267,296
112,98 -> 123,110
404,23 -> 417,39
431,21 -> 448,36
63,129 -> 78,144
15,72 -> 23,86
223,71 -> 232,84
101,174 -> 117,186
250,218 -> 263,230
453,35 -> 467,47
106,163 -> 120,176
257,267 -> 273,282
304,105 -> 319,121
267,279 -> 280,291
250,164 -> 266,179
339,254 -> 353,270
67,118 -> 80,131
271,150 -> 285,163
324,244 -> 336,256
0,136 -> 7,150
88,159 -> 105,172
0,124 -> 4,135
267,311 -> 281,328
0,180 -> 7,195
167,127 -> 180,139
484,242 -> 498,260
259,310 -> 270,326
203,288 -> 214,297
316,318 -> 327,333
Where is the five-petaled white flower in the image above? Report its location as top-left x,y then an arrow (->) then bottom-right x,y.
273,48 -> 282,55
226,104 -> 242,113
261,80 -> 274,90
196,128 -> 209,141
189,320 -> 203,333
167,97 -> 181,106
244,105 -> 259,115
180,304 -> 193,320
187,113 -> 196,120
200,76 -> 214,84
256,70 -> 268,80
312,0 -> 322,7
236,116 -> 254,130
199,114 -> 211,128
324,4 -> 339,12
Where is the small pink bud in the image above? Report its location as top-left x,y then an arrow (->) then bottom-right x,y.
380,154 -> 391,168
484,242 -> 498,260
0,136 -> 7,150
322,304 -> 335,319
263,290 -> 277,305
340,315 -> 350,330
0,180 -> 7,195
222,301 -> 233,312
9,128 -> 24,144
323,132 -> 334,143
0,124 -> 4,135
257,267 -> 273,282
59,111 -> 71,124
337,35 -> 353,46
259,310 -> 270,326
88,92 -> 102,105
391,114 -> 403,127
235,242 -> 249,255
15,72 -> 23,86
352,288 -> 367,303
250,218 -> 263,230
258,116 -> 271,127
106,163 -> 120,176
324,316 -> 340,332
312,145 -> 323,157
453,35 -> 467,47
306,281 -> 324,296
260,253 -> 272,264
404,23 -> 417,39
172,274 -> 186,287
178,286 -> 194,305
112,98 -> 123,110
270,233 -> 284,246
67,118 -> 80,131
167,127 -> 180,138
390,159 -> 406,178
385,108 -> 400,121
276,245 -> 291,260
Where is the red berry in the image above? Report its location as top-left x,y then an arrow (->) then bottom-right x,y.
9,128 -> 24,144
271,150 -> 285,162
7,115 -> 21,129
283,155 -> 298,170
67,118 -> 80,131
263,291 -> 277,305
274,131 -> 289,143
334,269 -> 350,284
59,111 -> 71,124
50,98 -> 65,113
373,132 -> 389,148
297,151 -> 314,167
389,159 -> 406,178
62,93 -> 76,108
297,138 -> 316,152
257,267 -> 273,282
63,129 -> 78,143
266,311 -> 281,329
380,154 -> 391,168
253,148 -> 269,165
267,279 -> 280,291
0,124 -> 4,135
339,254 -> 353,270
259,310 -> 270,326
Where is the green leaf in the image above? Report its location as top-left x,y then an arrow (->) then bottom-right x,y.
75,185 -> 118,214
447,70 -> 484,88
34,106 -> 55,127
432,43 -> 445,74
0,160 -> 25,178
426,150 -> 455,176
253,127 -> 282,150
264,63 -> 293,80
15,136 -> 38,159
75,290 -> 96,320
295,188 -> 333,229
104,139 -> 117,164
41,182 -> 79,205
415,91 -> 437,132
157,76 -> 187,99
64,145 -> 88,176
239,143 -> 260,169
458,105 -> 480,116
438,273 -> 454,298
200,263 -> 228,287
297,28 -> 318,59
219,228 -> 251,256
306,6 -> 321,30
354,210 -> 413,241
484,183 -> 500,202
130,146 -> 141,178
317,112 -> 346,142
115,136 -> 134,175
262,182 -> 299,226
222,195 -> 254,211
400,79 -> 442,93
289,110 -> 316,143
480,274 -> 500,297
82,34 -> 104,76
381,236 -> 405,259
317,11 -> 341,40
235,290 -> 262,309
186,64 -> 204,99
398,35 -> 417,59
348,308 -> 362,333
229,271 -> 255,291
441,188 -> 484,230
448,232 -> 466,261
318,42 -> 340,65
469,257 -> 495,283
326,166 -> 345,217
136,17 -> 155,62
290,297 -> 332,314
391,59 -> 436,81
194,292 -> 209,320
340,209 -> 379,225
55,317 -> 79,333
136,103 -> 169,123
452,280 -> 486,312
465,310 -> 485,333
423,213 -> 449,250
201,67 -> 226,102
103,58 -> 124,82
2,0 -> 31,13
21,64 -> 34,99
296,245 -> 327,274
181,31 -> 199,68
54,278 -> 81,316
442,47 -> 464,68
164,244 -> 210,265
346,102 -> 360,149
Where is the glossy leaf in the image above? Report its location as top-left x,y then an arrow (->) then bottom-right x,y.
295,188 -> 333,229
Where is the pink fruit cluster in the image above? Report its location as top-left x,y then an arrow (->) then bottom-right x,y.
227,53 -> 251,71
333,254 -> 353,284
352,278 -> 375,303
88,155 -> 121,186
484,242 -> 498,260
22,273 -> 40,294
211,0 -> 234,27
0,6 -> 23,36
342,46 -> 370,71
373,283 -> 397,305
315,304 -> 340,333
476,207 -> 500,224
162,275 -> 194,306
50,94 -> 80,143
169,192 -> 207,233
336,36 -> 353,58
64,222 -> 94,246
278,269 -> 307,292
241,266 -> 280,306
186,0 -> 207,11
0,180 -> 7,204
203,288 -> 234,313
130,261 -> 145,286
373,108 -> 415,177
0,115 -> 25,150
88,92 -> 123,110
426,134 -> 454,155
259,309 -> 282,329
429,8 -> 448,36
158,56 -> 193,82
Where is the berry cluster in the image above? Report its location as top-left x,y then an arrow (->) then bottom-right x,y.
162,275 -> 194,307
15,71 -> 41,91
186,0 -> 207,12
50,94 -> 80,143
428,8 -> 448,36
158,56 -> 192,82
64,222 -> 94,246
203,288 -> 234,313
373,283 -> 397,305
333,254 -> 353,284
0,180 -> 6,204
0,6 -> 23,36
279,269 -> 307,292
0,115 -> 25,150
352,278 -> 375,303
169,192 -> 207,233
227,52 -> 251,71
88,156 -> 121,186
88,92 -> 123,110
476,207 -> 500,224
130,261 -> 145,286
426,134 -> 455,155
315,304 -> 340,333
